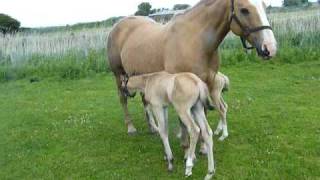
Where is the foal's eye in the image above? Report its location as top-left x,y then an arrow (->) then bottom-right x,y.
240,8 -> 250,15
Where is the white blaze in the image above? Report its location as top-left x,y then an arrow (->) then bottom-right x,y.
248,0 -> 277,57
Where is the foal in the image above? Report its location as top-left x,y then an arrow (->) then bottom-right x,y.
123,72 -> 215,179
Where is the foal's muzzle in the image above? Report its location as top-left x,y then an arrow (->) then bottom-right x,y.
121,86 -> 136,98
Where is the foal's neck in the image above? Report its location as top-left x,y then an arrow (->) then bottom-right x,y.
175,0 -> 231,53
128,75 -> 148,93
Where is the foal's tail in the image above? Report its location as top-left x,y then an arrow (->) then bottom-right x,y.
198,81 -> 215,110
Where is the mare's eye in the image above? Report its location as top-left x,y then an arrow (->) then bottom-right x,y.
240,8 -> 250,15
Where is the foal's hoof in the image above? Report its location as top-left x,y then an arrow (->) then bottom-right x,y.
127,127 -> 137,135
168,164 -> 174,172
199,147 -> 208,156
185,167 -> 193,177
148,128 -> 157,135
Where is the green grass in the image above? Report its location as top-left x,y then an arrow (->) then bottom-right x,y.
1,61 -> 319,179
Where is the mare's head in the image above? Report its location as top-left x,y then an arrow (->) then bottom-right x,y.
229,0 -> 277,59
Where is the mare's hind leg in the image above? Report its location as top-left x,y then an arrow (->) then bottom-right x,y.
219,97 -> 228,141
115,74 -> 137,134
140,93 -> 157,134
212,91 -> 228,141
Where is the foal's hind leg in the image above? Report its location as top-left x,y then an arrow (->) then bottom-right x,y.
179,119 -> 190,160
115,74 -> 137,134
192,101 -> 215,179
152,106 -> 174,171
177,107 -> 200,177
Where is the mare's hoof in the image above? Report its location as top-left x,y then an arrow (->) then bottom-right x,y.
204,170 -> 215,180
214,129 -> 222,136
218,135 -> 228,141
149,128 -> 157,135
168,164 -> 174,172
204,173 -> 214,180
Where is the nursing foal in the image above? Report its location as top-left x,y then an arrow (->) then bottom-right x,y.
123,72 -> 214,179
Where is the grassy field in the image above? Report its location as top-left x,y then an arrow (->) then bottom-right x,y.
1,61 -> 319,179
0,5 -> 319,180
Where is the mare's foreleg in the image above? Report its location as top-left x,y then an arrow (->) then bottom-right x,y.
115,75 -> 137,134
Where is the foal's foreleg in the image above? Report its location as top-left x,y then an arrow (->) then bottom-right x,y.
141,93 -> 157,133
115,75 -> 136,134
145,105 -> 159,133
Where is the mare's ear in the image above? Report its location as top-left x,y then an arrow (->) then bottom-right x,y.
262,0 -> 268,9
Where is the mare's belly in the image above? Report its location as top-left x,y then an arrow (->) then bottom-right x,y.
121,28 -> 165,75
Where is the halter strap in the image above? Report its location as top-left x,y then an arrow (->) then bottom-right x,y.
230,0 -> 272,50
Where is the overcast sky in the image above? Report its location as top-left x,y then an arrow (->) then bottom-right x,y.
0,0 -> 307,27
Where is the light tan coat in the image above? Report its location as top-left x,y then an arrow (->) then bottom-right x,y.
125,72 -> 215,179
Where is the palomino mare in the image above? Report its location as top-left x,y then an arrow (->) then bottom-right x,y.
107,0 -> 277,135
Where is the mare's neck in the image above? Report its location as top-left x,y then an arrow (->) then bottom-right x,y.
174,0 -> 231,53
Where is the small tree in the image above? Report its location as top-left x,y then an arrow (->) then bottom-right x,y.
173,4 -> 190,10
0,14 -> 20,35
135,2 -> 152,16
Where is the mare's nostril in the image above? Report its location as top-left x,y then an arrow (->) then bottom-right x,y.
263,44 -> 270,56
264,49 -> 270,56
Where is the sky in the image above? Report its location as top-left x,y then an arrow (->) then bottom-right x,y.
0,0 -> 311,27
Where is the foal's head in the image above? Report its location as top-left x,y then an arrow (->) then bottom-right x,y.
229,0 -> 277,59
120,75 -> 136,98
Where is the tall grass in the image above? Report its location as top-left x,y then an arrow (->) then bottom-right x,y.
0,28 -> 109,64
0,8 -> 319,81
0,28 -> 109,81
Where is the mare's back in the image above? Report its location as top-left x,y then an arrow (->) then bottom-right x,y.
113,16 -> 164,47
